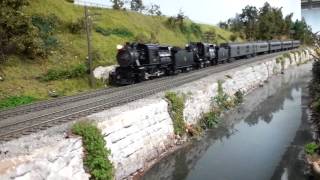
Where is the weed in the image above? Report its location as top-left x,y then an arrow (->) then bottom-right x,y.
72,121 -> 114,180
212,80 -> 234,111
0,96 -> 37,110
200,111 -> 220,129
305,142 -> 319,155
165,92 -> 186,136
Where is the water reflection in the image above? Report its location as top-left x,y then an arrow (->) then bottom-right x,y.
244,81 -> 301,126
142,64 -> 313,180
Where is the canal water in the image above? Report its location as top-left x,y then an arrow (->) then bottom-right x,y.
142,63 -> 313,180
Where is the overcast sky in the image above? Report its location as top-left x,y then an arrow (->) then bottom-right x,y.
78,0 -> 301,25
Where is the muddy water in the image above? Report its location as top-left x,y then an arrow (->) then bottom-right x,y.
142,63 -> 313,180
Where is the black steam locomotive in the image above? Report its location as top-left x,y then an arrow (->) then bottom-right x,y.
109,40 -> 300,85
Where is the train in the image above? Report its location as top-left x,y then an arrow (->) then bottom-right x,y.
109,40 -> 301,85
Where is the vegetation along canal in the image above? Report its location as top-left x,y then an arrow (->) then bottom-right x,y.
142,63 -> 314,180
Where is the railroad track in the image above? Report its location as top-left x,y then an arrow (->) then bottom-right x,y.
0,51 -> 286,142
0,76 -> 172,119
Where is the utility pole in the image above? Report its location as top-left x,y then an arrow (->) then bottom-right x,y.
84,6 -> 95,88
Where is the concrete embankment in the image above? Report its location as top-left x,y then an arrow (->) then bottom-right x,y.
0,49 -> 314,180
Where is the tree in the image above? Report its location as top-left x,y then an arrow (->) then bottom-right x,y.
292,18 -> 313,44
239,5 -> 258,40
228,14 -> 244,34
130,0 -> 144,12
110,0 -> 124,10
256,2 -> 278,40
225,1 -> 313,44
283,13 -> 293,38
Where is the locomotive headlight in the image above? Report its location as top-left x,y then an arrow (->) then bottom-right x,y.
117,45 -> 123,50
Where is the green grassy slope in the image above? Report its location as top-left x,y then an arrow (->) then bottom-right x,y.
0,0 -> 238,107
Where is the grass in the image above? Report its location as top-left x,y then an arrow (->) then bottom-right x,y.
72,121 -> 114,180
0,96 -> 38,110
165,92 -> 186,136
0,0 -> 239,103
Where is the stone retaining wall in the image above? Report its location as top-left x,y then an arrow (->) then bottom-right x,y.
0,49 -> 314,180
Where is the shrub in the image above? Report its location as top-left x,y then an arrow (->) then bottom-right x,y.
41,64 -> 87,81
68,18 -> 85,34
32,14 -> 59,35
32,14 -> 60,52
95,27 -> 133,37
165,92 -> 186,136
305,142 -> 319,155
72,121 -> 114,180
0,0 -> 44,59
0,96 -> 37,110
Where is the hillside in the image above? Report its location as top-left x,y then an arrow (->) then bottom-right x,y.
0,0 -> 239,109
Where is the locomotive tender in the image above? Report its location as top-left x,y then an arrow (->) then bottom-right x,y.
110,40 -> 301,85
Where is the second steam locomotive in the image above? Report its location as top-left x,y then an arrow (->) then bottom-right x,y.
110,40 -> 300,85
